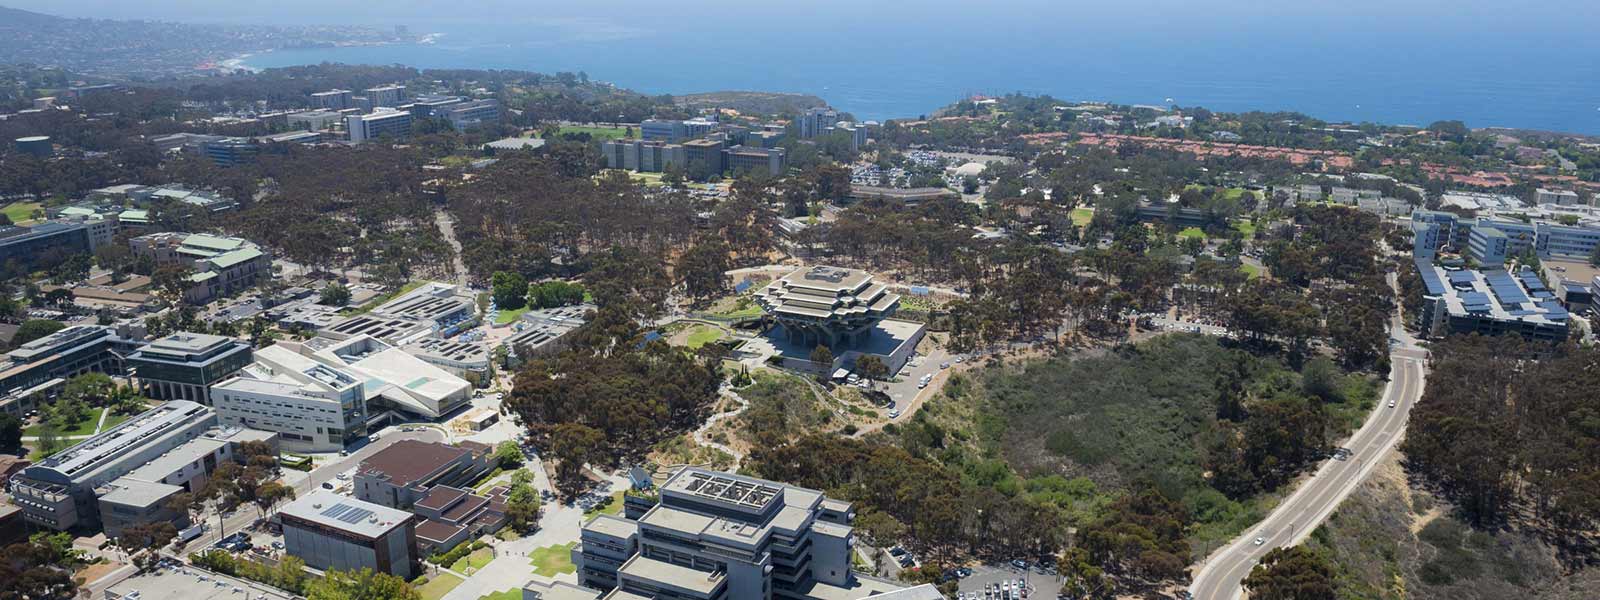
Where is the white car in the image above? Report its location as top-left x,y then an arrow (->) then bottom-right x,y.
887,408 -> 901,418
1253,536 -> 1266,546
1388,401 -> 1397,408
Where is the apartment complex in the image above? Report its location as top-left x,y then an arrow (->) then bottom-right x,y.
279,490 -> 419,579
572,467 -> 906,600
348,109 -> 414,143
210,343 -> 369,452
125,332 -> 253,405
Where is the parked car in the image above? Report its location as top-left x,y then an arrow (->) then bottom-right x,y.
1010,559 -> 1029,570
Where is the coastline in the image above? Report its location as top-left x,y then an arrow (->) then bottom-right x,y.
219,52 -> 262,74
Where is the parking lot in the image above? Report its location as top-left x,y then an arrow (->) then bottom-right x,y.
956,564 -> 1062,599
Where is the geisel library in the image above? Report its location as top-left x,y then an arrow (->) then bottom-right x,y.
754,266 -> 926,375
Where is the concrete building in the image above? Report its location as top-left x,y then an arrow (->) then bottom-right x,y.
797,107 -> 841,139
504,303 -> 593,366
296,334 -> 471,418
1414,259 -> 1570,342
126,332 -> 254,405
348,109 -> 414,143
129,232 -> 270,304
440,99 -> 501,131
411,484 -> 507,554
210,344 -> 368,452
354,440 -> 492,510
311,90 -> 354,111
826,121 -> 868,152
573,467 -> 907,600
9,401 -> 274,534
0,325 -> 140,417
723,145 -> 786,177
1534,221 -> 1600,259
682,138 -> 725,178
0,221 -> 92,273
14,135 -> 51,157
364,85 -> 407,108
1467,226 -> 1510,267
287,110 -> 345,131
756,266 -> 901,350
279,490 -> 418,579
1537,188 -> 1580,206
641,118 -> 717,143
847,187 -> 960,205
602,139 -> 687,173
201,138 -> 259,167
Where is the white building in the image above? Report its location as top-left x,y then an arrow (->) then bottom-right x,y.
1537,188 -> 1581,206
301,335 -> 470,419
210,344 -> 368,452
348,109 -> 413,143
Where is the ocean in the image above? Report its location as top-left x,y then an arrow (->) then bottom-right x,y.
241,11 -> 1600,134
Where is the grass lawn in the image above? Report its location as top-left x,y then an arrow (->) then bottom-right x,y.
1232,219 -> 1258,239
583,491 -> 626,519
1240,263 -> 1262,279
1184,184 -> 1246,200
706,295 -> 764,320
1177,227 -> 1206,240
25,407 -> 108,437
100,411 -> 133,431
449,547 -> 495,573
494,306 -> 529,325
684,325 -> 725,349
1071,207 -> 1095,227
2,201 -> 42,224
414,572 -> 463,600
476,589 -> 523,600
529,542 -> 577,577
555,125 -> 633,141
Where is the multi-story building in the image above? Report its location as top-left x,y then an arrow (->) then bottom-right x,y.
128,232 -> 270,304
201,138 -> 259,167
279,490 -> 418,579
363,85 -> 407,108
1414,259 -> 1570,342
440,99 -> 500,131
0,325 -> 141,417
9,401 -> 275,534
287,110 -> 345,131
0,221 -> 92,274
126,332 -> 253,405
354,440 -> 492,510
411,484 -> 507,554
1534,221 -> 1600,259
723,145 -> 786,177
602,140 -> 687,173
407,95 -> 466,118
311,89 -> 354,111
15,135 -> 51,157
827,121 -> 868,152
210,344 -> 367,452
297,334 -> 471,418
573,467 -> 907,600
1467,226 -> 1510,267
683,139 -> 725,179
796,107 -> 840,139
1536,188 -> 1580,206
348,109 -> 414,143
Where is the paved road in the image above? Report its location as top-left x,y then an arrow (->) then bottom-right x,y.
1188,316 -> 1427,599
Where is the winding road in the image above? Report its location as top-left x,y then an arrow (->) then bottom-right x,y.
1188,288 -> 1429,599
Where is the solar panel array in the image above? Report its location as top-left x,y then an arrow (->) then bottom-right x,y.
322,503 -> 375,524
1416,261 -> 1448,295
1484,270 -> 1530,306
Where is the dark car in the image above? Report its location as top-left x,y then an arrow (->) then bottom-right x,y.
1010,559 -> 1029,570
889,546 -> 907,557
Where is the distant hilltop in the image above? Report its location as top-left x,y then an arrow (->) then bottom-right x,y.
0,4 -> 415,79
674,91 -> 826,116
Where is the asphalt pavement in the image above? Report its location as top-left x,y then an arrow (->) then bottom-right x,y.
1187,322 -> 1427,600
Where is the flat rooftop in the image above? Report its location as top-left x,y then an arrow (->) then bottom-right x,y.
32,401 -> 211,482
280,490 -> 412,539
583,514 -> 639,540
106,568 -> 297,600
360,439 -> 471,488
618,555 -> 724,596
